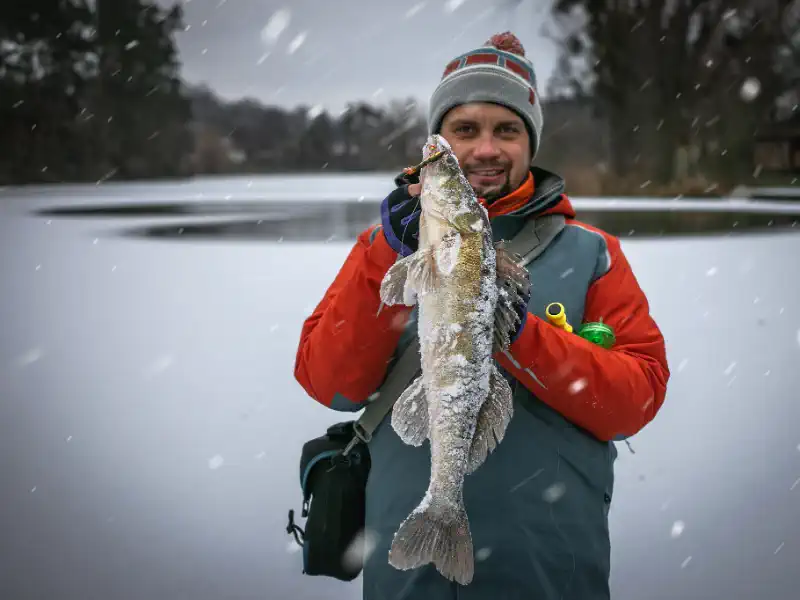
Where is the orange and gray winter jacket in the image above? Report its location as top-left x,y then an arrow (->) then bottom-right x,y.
294,166 -> 670,599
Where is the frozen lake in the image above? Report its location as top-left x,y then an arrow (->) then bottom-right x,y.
1,175 -> 800,600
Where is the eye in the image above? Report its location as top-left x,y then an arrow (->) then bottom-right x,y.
497,124 -> 521,135
453,124 -> 475,135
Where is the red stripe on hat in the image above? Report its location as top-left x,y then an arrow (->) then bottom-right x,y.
442,59 -> 460,78
529,87 -> 536,104
464,53 -> 499,66
505,59 -> 531,82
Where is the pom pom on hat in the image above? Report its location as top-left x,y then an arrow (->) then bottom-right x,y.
485,32 -> 525,57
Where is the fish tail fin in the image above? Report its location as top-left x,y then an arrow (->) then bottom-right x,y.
467,363 -> 514,474
389,497 -> 474,585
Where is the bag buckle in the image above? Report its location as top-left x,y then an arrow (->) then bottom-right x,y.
286,509 -> 305,546
341,422 -> 371,457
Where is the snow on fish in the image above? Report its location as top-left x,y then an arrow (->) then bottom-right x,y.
379,133 -> 531,585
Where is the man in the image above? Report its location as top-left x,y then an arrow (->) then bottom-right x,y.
294,32 -> 669,600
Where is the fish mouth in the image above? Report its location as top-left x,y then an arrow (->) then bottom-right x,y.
402,149 -> 449,178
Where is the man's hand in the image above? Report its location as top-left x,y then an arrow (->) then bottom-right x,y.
380,179 -> 422,257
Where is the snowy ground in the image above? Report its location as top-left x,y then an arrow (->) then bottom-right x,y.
1,177 -> 799,600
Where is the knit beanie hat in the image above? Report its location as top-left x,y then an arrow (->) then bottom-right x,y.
427,32 -> 543,160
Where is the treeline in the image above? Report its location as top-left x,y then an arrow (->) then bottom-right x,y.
546,0 -> 799,193
1,0 -> 192,184
188,88 -> 430,174
1,0 -> 797,194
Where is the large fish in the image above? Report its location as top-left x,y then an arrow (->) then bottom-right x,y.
378,134 -> 531,585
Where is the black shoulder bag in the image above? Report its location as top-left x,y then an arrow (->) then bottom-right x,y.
285,213 -> 566,582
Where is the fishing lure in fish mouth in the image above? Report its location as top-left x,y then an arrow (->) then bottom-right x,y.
379,133 -> 531,586
402,148 -> 448,178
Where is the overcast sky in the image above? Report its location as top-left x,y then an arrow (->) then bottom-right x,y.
166,0 -> 560,112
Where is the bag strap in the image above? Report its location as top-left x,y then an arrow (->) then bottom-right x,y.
506,213 -> 565,267
342,212 -> 566,455
342,335 -> 421,454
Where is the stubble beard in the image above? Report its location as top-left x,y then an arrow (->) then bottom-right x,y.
472,175 -> 512,203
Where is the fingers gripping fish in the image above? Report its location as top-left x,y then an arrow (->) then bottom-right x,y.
378,134 -> 531,585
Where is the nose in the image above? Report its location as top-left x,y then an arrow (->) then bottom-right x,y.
471,134 -> 501,160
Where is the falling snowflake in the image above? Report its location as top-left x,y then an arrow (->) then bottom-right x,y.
775,542 -> 785,555
796,328 -> 800,349
705,266 -> 718,277
670,521 -> 685,539
444,0 -> 467,12
677,359 -> 689,373
568,378 -> 587,394
681,556 -> 692,569
208,455 -> 225,470
723,362 -> 736,376
14,348 -> 44,368
740,77 -> 761,102
341,529 -> 379,571
542,482 -> 566,503
143,354 -> 174,379
475,547 -> 492,561
287,32 -> 307,55
261,8 -> 291,45
405,2 -> 426,18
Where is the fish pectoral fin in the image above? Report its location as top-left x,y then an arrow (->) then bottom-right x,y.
389,498 -> 474,585
492,242 -> 532,352
492,283 -> 520,353
380,254 -> 418,306
433,230 -> 462,276
466,364 -> 514,474
390,374 -> 429,446
407,246 -> 437,296
495,241 -> 532,299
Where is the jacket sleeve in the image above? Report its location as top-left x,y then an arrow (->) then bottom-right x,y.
495,231 -> 669,441
294,225 -> 413,411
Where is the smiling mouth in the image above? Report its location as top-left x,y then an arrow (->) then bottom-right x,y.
470,169 -> 504,177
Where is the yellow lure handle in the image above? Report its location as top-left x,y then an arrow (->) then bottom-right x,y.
545,302 -> 573,333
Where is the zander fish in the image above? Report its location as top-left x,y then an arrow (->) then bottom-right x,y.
378,134 -> 531,585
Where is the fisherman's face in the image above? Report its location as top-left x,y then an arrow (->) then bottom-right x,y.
440,103 -> 531,202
